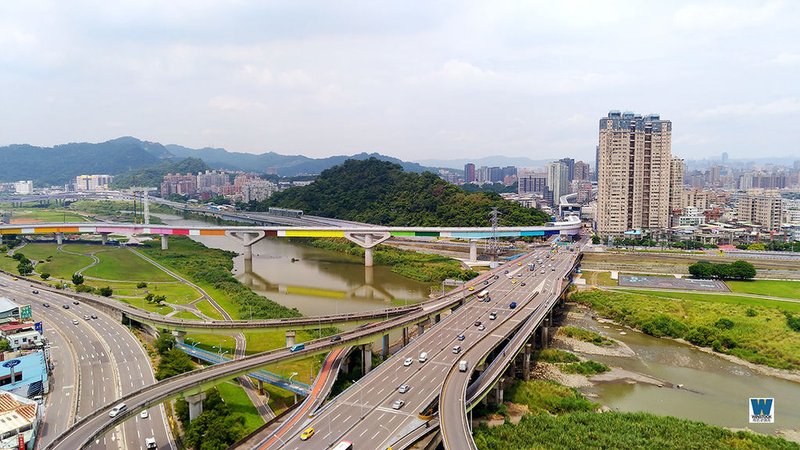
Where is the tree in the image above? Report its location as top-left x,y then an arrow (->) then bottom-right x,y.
136,281 -> 148,289
155,348 -> 195,380
11,252 -> 25,261
17,261 -> 33,276
747,243 -> 766,251
97,286 -> 113,297
72,273 -> 84,285
40,272 -> 50,280
154,333 -> 176,355
591,235 -> 601,245
730,260 -> 756,280
688,261 -> 715,279
0,339 -> 11,352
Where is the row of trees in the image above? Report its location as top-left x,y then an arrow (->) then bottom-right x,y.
688,260 -> 756,280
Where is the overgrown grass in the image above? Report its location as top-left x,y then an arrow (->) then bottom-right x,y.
572,289 -> 800,370
726,279 -> 800,299
615,289 -> 800,314
560,360 -> 610,375
558,326 -> 615,346
533,348 -> 579,364
582,271 -> 617,286
301,238 -> 478,283
506,380 -> 597,415
6,209 -> 89,223
473,411 -> 799,450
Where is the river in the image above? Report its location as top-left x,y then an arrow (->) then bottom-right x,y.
565,306 -> 800,438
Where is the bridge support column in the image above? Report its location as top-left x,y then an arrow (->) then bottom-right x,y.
55,232 -> 63,245
361,344 -> 372,374
0,235 -> 3,245
495,378 -> 505,403
469,239 -> 478,262
382,334 -> 389,360
541,326 -> 550,348
343,231 -> 391,268
417,322 -> 425,336
225,231 -> 266,273
364,234 -> 373,268
434,313 -> 441,324
101,233 -> 109,245
523,343 -> 532,381
161,234 -> 169,250
285,330 -> 296,348
258,379 -> 264,395
186,392 -> 207,421
171,330 -> 186,343
402,327 -> 409,346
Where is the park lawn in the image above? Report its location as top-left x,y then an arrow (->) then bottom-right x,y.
34,252 -> 94,279
115,296 -> 174,315
83,248 -> 176,282
261,383 -> 296,415
0,256 -> 20,273
573,289 -> 800,370
187,334 -> 237,355
615,289 -> 800,314
172,311 -> 201,321
215,381 -> 265,434
582,271 -> 616,286
195,299 -> 226,320
112,282 -> 200,304
13,243 -> 62,261
8,209 -> 89,223
726,279 -> 800,300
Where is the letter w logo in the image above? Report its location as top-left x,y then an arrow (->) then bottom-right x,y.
751,398 -> 773,417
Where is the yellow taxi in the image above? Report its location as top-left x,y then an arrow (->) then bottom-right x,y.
511,279 -> 517,284
468,286 -> 475,291
300,427 -> 315,441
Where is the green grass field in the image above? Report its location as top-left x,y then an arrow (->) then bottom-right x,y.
172,311 -> 201,321
726,279 -> 800,299
116,296 -> 174,315
573,289 -> 800,370
34,252 -> 94,279
83,248 -> 176,282
195,299 -> 226,320
615,289 -> 800,313
216,381 -> 264,433
581,271 -> 617,286
8,209 -> 89,223
112,282 -> 200,304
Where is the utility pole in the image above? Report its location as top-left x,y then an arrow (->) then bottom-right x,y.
489,207 -> 502,260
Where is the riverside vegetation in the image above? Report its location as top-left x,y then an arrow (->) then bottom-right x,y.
571,289 -> 800,370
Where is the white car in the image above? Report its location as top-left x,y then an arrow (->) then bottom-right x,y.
109,403 -> 127,417
140,410 -> 149,419
452,345 -> 461,354
398,384 -> 410,394
392,400 -> 405,410
403,357 -> 413,367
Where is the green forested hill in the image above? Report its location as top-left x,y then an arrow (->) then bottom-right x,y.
253,158 -> 551,227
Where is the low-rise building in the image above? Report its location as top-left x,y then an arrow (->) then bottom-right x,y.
0,299 -> 24,326
0,391 -> 40,450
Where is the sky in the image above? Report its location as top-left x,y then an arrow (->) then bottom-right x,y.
1,1 -> 799,163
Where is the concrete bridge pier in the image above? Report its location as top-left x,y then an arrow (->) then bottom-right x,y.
361,344 -> 373,374
434,313 -> 441,324
494,378 -> 505,403
161,234 -> 169,250
469,239 -> 478,262
402,327 -> 409,346
100,233 -> 109,245
382,334 -> 390,360
417,321 -> 426,336
258,379 -> 264,395
225,230 -> 266,272
541,326 -> 550,348
55,232 -> 63,245
186,392 -> 207,421
0,234 -> 3,245
343,231 -> 391,267
285,330 -> 296,348
523,343 -> 532,381
171,330 -> 186,343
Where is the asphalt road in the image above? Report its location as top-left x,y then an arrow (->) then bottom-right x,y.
439,248 -> 578,450
262,247 -> 572,450
0,273 -> 174,450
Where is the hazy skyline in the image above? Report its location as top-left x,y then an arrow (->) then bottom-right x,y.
2,1 -> 799,162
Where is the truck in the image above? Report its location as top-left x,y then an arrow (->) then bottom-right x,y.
290,343 -> 305,352
527,263 -> 535,271
458,360 -> 468,372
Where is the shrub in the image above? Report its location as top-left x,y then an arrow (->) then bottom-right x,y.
97,286 -> 113,297
534,348 -> 579,364
75,284 -> 95,293
40,272 -> 50,280
136,281 -> 148,289
561,360 -> 610,375
745,308 -> 758,317
714,318 -> 735,330
685,326 -> 719,347
787,314 -> 800,332
640,315 -> 688,338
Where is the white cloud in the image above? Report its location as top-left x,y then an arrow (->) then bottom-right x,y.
771,52 -> 800,66
673,1 -> 784,31
690,98 -> 800,118
208,95 -> 266,112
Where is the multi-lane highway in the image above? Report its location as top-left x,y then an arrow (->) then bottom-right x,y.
0,273 -> 173,450
261,246 -> 576,450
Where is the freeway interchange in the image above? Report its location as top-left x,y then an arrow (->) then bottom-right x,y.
2,240 -> 579,450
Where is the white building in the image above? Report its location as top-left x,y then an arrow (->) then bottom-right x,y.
13,181 -> 32,195
0,391 -> 40,450
75,175 -> 113,191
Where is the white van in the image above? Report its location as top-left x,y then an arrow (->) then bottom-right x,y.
458,360 -> 468,372
145,437 -> 157,449
418,352 -> 428,363
109,403 -> 127,417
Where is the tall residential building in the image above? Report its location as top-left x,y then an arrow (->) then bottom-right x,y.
669,158 -> 684,212
559,158 -> 575,182
594,145 -> 600,181
464,163 -> 476,183
547,161 -> 569,204
737,189 -> 782,231
196,170 -> 229,194
517,172 -> 548,194
161,173 -> 197,197
574,161 -> 590,181
75,175 -> 113,191
682,189 -> 711,211
596,111 -> 673,235
13,180 -> 33,195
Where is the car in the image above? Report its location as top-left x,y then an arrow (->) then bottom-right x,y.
552,267 -> 556,271
418,352 -> 428,363
489,312 -> 497,320
511,279 -> 517,284
398,384 -> 410,394
62,304 -> 70,309
109,403 -> 127,417
459,360 -> 468,372
521,282 -> 526,286
72,319 -> 79,325
43,303 -> 50,308
84,315 -> 90,320
456,334 -> 465,341
509,302 -> 517,309
468,286 -> 475,291
494,275 -> 499,279
452,345 -> 461,354
403,357 -> 413,367
391,400 -> 405,410
140,410 -> 149,419
540,270 -> 545,274
473,320 -> 481,327
517,273 -> 522,277
300,427 -> 315,441
484,280 -> 489,285
32,290 -> 39,294
72,301 -> 79,305
330,335 -> 342,342
477,325 -> 486,331
504,270 -> 509,274
91,314 -> 97,319
145,437 -> 157,449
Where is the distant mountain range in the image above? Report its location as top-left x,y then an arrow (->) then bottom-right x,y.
414,156 -> 556,170
0,137 -> 439,186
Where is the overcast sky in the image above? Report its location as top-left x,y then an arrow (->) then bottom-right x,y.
2,1 -> 799,162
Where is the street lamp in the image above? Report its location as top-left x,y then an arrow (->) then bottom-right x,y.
288,372 -> 299,384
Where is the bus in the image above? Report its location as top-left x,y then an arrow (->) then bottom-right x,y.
290,343 -> 305,352
332,441 -> 353,450
476,289 -> 489,300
